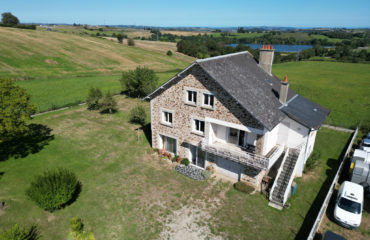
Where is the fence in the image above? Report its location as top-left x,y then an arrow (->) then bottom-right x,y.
306,127 -> 358,240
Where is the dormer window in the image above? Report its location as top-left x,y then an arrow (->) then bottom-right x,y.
187,90 -> 197,104
203,93 -> 214,108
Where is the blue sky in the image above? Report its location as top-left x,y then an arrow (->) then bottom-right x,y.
1,0 -> 369,27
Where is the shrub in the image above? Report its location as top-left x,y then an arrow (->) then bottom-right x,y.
201,170 -> 213,180
181,158 -> 190,166
304,151 -> 321,173
166,50 -> 173,56
70,217 -> 83,233
26,168 -> 79,212
99,92 -> 117,114
116,34 -> 123,43
172,155 -> 178,162
127,38 -> 135,46
86,87 -> 103,110
69,217 -> 95,240
120,67 -> 158,97
0,224 -> 39,240
129,105 -> 146,125
234,181 -> 254,194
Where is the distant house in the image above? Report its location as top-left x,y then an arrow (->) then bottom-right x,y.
144,46 -> 330,208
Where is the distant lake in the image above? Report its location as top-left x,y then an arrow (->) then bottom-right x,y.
228,43 -> 331,52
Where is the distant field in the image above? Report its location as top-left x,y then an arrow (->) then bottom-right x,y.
310,34 -> 342,43
16,71 -> 178,112
0,27 -> 194,79
273,61 -> 370,128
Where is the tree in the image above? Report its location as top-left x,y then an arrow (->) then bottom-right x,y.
0,79 -> 36,142
120,67 -> 158,97
1,12 -> 19,26
99,92 -> 117,114
166,50 -> 173,56
129,105 -> 146,125
86,87 -> 103,110
127,38 -> 135,46
116,34 -> 123,43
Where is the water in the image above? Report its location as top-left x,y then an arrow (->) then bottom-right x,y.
228,43 -> 324,52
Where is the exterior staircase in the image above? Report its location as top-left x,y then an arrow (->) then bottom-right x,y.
269,148 -> 300,209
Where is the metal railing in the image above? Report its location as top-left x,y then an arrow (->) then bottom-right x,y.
200,139 -> 272,169
307,127 -> 358,240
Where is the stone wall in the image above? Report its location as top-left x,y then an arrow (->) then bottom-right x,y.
151,64 -> 264,159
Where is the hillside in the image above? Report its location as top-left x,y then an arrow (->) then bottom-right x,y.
0,27 -> 194,79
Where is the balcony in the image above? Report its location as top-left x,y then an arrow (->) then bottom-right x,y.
200,139 -> 284,170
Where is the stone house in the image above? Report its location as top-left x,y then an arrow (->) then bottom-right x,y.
144,46 -> 330,207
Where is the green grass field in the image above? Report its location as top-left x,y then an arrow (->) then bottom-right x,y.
0,96 -> 351,239
0,27 -> 193,79
273,61 -> 370,128
16,71 -> 178,112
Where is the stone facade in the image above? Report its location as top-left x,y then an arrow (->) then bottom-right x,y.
150,64 -> 266,187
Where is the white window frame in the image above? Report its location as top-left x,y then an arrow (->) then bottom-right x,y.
186,90 -> 197,105
160,109 -> 173,127
184,87 -> 198,106
202,92 -> 215,109
159,134 -> 177,155
192,118 -> 205,135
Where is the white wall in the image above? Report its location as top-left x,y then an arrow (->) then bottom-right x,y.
305,130 -> 317,163
262,124 -> 280,155
278,117 -> 309,149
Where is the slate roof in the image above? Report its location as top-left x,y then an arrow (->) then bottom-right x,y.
145,51 -> 329,131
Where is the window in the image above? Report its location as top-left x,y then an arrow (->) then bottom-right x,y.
203,93 -> 214,108
161,135 -> 177,154
187,90 -> 197,104
193,119 -> 205,134
161,110 -> 173,125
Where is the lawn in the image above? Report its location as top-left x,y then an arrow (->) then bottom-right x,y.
273,61 -> 370,129
0,96 -> 351,239
16,71 -> 179,112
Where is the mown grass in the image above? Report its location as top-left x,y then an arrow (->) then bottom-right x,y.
0,27 -> 193,79
0,96 -> 351,240
273,61 -> 370,129
16,71 -> 179,112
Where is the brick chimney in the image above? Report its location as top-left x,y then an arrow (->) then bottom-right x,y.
279,75 -> 289,104
259,45 -> 274,75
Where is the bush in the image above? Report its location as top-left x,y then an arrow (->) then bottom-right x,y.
201,170 -> 213,180
116,34 -> 123,43
70,217 -> 83,233
129,105 -> 146,125
86,87 -> 103,110
166,50 -> 173,56
181,158 -> 190,166
99,92 -> 117,114
69,217 -> 95,240
120,67 -> 158,97
0,224 -> 39,240
127,38 -> 135,46
304,151 -> 321,173
234,181 -> 254,194
26,168 -> 79,212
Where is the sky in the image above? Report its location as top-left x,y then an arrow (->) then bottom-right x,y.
1,0 -> 370,28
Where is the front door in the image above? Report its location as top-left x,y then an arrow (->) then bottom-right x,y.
189,145 -> 206,168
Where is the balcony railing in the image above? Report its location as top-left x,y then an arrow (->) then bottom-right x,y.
200,139 -> 284,170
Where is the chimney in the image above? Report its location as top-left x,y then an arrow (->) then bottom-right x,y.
279,75 -> 289,104
259,45 -> 274,75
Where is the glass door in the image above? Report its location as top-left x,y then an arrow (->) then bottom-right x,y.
188,145 -> 206,168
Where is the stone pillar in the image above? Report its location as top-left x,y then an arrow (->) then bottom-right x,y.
255,134 -> 265,156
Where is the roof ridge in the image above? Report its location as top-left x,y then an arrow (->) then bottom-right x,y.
196,51 -> 250,63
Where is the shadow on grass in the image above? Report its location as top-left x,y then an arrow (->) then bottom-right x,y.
295,133 -> 352,240
142,123 -> 152,147
0,124 -> 54,161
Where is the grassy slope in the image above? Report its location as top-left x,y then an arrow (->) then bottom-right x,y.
0,27 -> 193,79
16,71 -> 178,112
0,97 -> 351,240
273,61 -> 370,128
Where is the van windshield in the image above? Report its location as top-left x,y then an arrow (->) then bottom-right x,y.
338,197 -> 361,214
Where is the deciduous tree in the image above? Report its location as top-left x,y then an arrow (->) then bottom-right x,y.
1,12 -> 19,26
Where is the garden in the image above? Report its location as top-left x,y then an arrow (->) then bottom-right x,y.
0,94 -> 352,239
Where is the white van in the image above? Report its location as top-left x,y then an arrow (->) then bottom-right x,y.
334,181 -> 363,229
